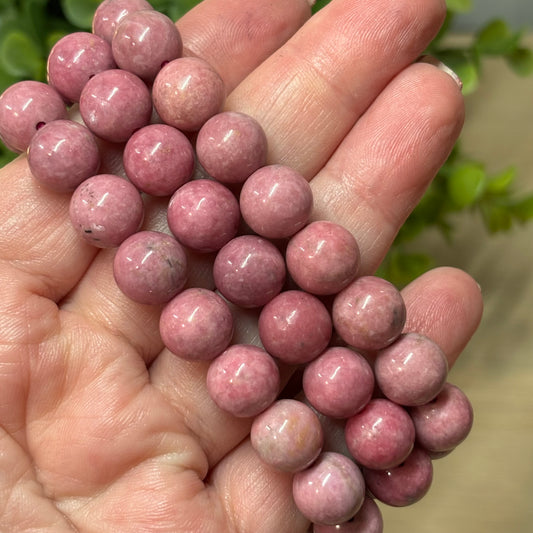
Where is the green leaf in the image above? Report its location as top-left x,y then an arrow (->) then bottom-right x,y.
506,47 -> 533,77
509,194 -> 533,223
475,19 -> 521,56
445,0 -> 472,13
447,162 -> 486,208
481,204 -> 513,233
0,30 -> 43,78
486,166 -> 516,194
377,250 -> 435,288
437,49 -> 479,94
60,0 -> 101,30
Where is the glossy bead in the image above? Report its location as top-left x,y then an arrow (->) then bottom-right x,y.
292,452 -> 366,526
69,174 -> 144,248
167,179 -> 240,252
213,235 -> 286,308
258,290 -> 332,365
332,275 -> 406,351
240,164 -> 313,239
27,119 -> 100,193
362,447 -> 433,507
344,398 -> 415,470
47,32 -> 116,103
374,333 -> 448,406
79,69 -> 152,142
286,220 -> 360,296
111,9 -> 183,83
251,399 -> 323,472
206,344 -> 280,417
123,124 -> 194,196
0,81 -> 67,153
113,230 -> 188,305
152,57 -> 225,131
159,288 -> 234,361
313,497 -> 384,533
196,111 -> 268,184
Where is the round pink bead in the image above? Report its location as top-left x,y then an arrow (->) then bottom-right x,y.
362,447 -> 433,507
240,164 -> 313,239
79,69 -> 152,142
196,111 -> 267,184
332,275 -> 406,352
409,382 -> 474,453
344,398 -> 415,470
92,0 -> 154,43
152,57 -> 225,132
213,235 -> 286,308
258,290 -> 332,365
113,230 -> 187,305
69,174 -> 144,248
292,452 -> 366,526
251,399 -> 324,473
0,81 -> 68,153
167,179 -> 240,252
27,119 -> 100,193
123,124 -> 194,196
111,9 -> 183,83
313,497 -> 383,533
160,288 -> 234,361
303,347 -> 375,419
47,32 -> 116,103
206,344 -> 280,417
286,220 -> 360,296
374,333 -> 449,407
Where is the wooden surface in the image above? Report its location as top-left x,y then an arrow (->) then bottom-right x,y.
378,42 -> 533,532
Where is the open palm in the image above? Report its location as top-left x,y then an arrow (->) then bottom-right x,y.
0,0 -> 483,531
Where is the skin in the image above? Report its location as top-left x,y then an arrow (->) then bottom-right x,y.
0,0 -> 483,532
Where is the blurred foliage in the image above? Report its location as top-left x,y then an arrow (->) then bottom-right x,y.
1,0 -> 533,285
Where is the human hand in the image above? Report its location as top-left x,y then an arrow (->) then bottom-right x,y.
0,0 -> 483,531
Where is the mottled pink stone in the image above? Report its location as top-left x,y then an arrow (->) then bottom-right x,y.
111,10 -> 183,83
69,173 -> 144,248
313,497 -> 383,533
79,69 -> 152,142
0,81 -> 68,153
303,346 -> 374,419
206,344 -> 280,417
167,179 -> 240,252
286,220 -> 360,295
213,235 -> 286,308
258,290 -> 332,365
152,57 -> 225,132
251,398 -> 324,473
293,452 -> 366,526
362,447 -> 433,507
159,288 -> 234,361
47,32 -> 116,103
332,275 -> 406,352
409,382 -> 474,453
374,332 -> 449,407
344,398 -> 415,470
196,111 -> 267,184
240,164 -> 313,239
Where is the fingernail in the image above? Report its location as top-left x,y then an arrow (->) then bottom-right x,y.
417,55 -> 463,91
307,0 -> 317,6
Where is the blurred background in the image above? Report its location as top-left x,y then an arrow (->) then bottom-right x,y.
1,1 -> 533,532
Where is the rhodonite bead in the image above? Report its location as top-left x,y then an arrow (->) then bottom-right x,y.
123,124 -> 195,196
374,332 -> 448,407
159,288 -> 234,361
0,81 -> 68,153
167,179 -> 240,252
251,398 -> 324,472
213,235 -> 286,308
206,344 -> 280,417
69,174 -> 144,248
332,275 -> 406,352
111,9 -> 183,83
79,69 -> 152,142
47,32 -> 116,103
152,56 -> 225,132
292,452 -> 366,526
240,164 -> 313,239
258,289 -> 332,365
196,111 -> 268,184
113,230 -> 188,305
312,497 -> 384,533
286,220 -> 360,296
27,119 -> 101,193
